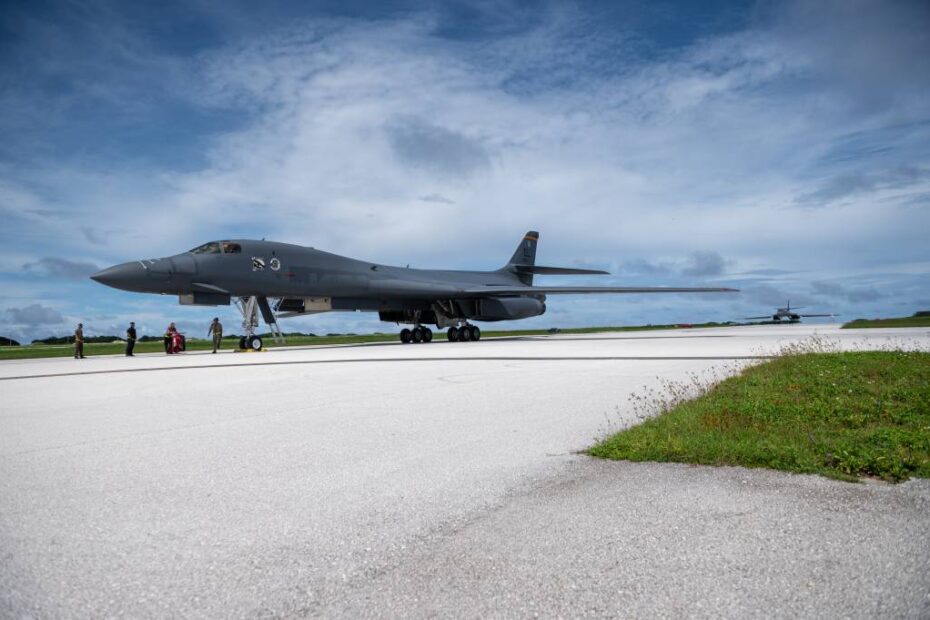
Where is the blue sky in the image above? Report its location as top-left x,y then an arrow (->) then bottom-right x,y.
1,0 -> 928,342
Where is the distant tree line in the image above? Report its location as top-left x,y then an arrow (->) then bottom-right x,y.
0,336 -> 20,346
31,335 -> 124,345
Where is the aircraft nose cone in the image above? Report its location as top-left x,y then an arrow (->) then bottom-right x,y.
91,261 -> 146,290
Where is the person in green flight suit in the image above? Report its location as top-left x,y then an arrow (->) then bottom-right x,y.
208,317 -> 223,353
74,323 -> 85,359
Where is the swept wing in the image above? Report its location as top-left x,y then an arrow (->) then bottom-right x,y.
463,285 -> 737,296
512,265 -> 609,275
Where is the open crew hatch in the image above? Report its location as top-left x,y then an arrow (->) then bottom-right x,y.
188,241 -> 242,255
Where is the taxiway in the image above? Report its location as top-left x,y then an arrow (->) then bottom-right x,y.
1,324 -> 928,617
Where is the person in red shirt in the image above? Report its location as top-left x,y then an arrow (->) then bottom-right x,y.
164,323 -> 177,354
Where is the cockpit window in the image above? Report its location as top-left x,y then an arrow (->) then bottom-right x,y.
189,242 -> 222,254
221,242 -> 242,254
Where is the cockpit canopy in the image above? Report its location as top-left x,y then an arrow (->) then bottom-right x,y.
189,241 -> 242,255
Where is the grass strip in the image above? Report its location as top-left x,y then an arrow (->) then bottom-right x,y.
842,316 -> 930,329
589,350 -> 930,482
0,322 -> 729,360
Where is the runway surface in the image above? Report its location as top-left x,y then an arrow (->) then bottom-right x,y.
1,324 -> 929,617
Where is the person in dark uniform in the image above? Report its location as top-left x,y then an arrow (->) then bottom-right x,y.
125,321 -> 137,356
208,317 -> 223,353
74,323 -> 85,359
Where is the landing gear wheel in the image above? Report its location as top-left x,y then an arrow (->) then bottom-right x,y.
411,328 -> 423,343
469,325 -> 481,341
447,327 -> 458,342
400,328 -> 412,344
248,336 -> 263,351
238,336 -> 247,350
422,328 -> 433,343
459,325 -> 472,342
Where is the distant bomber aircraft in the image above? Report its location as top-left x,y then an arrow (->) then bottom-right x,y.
745,301 -> 836,324
92,232 -> 737,349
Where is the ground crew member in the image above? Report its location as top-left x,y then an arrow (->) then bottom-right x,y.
74,323 -> 85,359
164,322 -> 177,354
208,317 -> 223,353
126,321 -> 137,356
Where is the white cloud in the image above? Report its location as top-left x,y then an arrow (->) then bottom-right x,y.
22,257 -> 100,280
682,251 -> 726,277
6,303 -> 65,326
0,1 -> 928,332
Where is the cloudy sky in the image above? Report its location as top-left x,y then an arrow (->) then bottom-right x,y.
1,0 -> 928,342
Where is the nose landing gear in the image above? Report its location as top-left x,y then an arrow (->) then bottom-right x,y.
233,296 -> 281,351
238,335 -> 264,351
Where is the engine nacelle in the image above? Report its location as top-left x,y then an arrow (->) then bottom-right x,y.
276,297 -> 333,313
472,296 -> 546,321
379,309 -> 438,325
179,292 -> 230,306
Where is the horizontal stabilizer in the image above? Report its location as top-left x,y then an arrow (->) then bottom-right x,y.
465,285 -> 738,296
512,265 -> 609,275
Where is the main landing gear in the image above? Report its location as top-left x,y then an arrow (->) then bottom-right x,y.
398,324 -> 480,343
447,325 -> 481,342
396,305 -> 481,343
400,326 -> 433,344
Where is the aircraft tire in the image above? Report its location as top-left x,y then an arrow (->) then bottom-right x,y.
400,328 -> 412,344
249,336 -> 263,351
447,327 -> 458,342
423,328 -> 433,343
411,328 -> 423,344
238,336 -> 247,350
469,325 -> 481,341
459,326 -> 472,342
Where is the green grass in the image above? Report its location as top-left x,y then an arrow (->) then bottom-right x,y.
0,334 -> 399,360
0,322 -> 730,360
842,316 -> 930,329
589,350 -> 930,482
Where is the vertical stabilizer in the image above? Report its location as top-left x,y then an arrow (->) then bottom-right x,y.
507,231 -> 539,285
509,231 -> 539,266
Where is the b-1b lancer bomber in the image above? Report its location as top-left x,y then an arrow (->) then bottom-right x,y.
92,231 -> 737,349
745,301 -> 836,324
